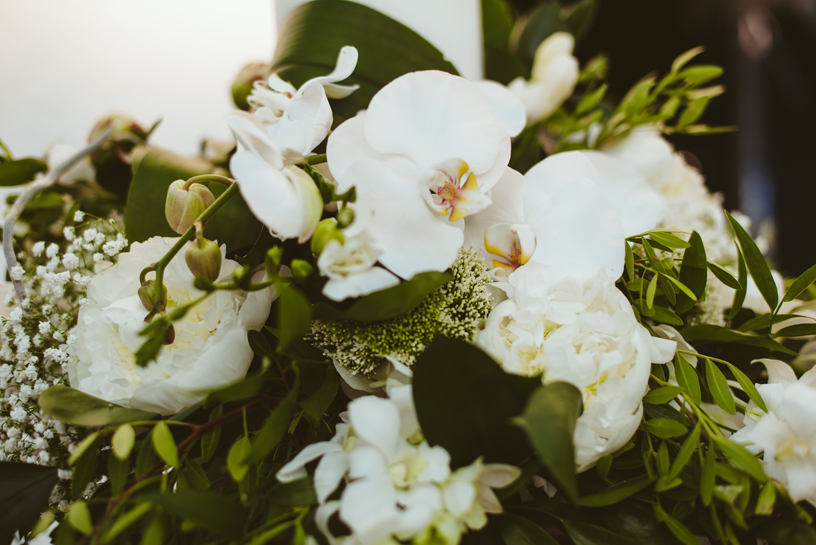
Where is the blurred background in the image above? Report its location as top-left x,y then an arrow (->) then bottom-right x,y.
2,0 -> 816,274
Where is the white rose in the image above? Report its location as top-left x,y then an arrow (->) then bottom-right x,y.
478,266 -> 676,470
67,236 -> 274,415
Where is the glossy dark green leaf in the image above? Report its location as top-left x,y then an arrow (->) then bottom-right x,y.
201,405 -> 223,463
644,418 -> 687,439
278,284 -> 312,353
704,359 -> 735,414
300,365 -> 339,426
482,0 -> 527,84
783,263 -> 816,303
667,423 -> 701,481
500,513 -> 558,545
518,382 -> 583,502
312,271 -> 451,322
650,305 -> 684,326
711,436 -> 767,482
0,157 -> 48,186
676,231 -> 707,314
726,210 -> 778,312
139,491 -> 248,538
243,382 -> 299,465
649,231 -> 690,249
723,362 -> 767,413
578,475 -> 653,507
563,519 -> 639,545
516,3 -> 568,68
126,148 -> 261,252
248,329 -> 273,358
654,506 -> 697,545
563,0 -> 597,40
644,386 -> 682,405
680,324 -> 796,355
272,0 -> 457,125
729,243 -> 748,319
204,374 -> 266,408
707,261 -> 741,290
0,462 -> 59,534
39,386 -> 156,427
674,354 -> 701,406
413,336 -> 540,469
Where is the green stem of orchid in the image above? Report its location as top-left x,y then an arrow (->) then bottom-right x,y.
305,153 -> 327,165
182,174 -> 235,190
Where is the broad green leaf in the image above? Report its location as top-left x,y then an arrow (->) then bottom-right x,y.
201,405 -> 223,463
681,324 -> 796,356
646,275 -> 657,310
649,231 -> 690,249
708,261 -> 741,290
676,231 -> 707,314
0,157 -> 48,186
248,329 -> 273,358
112,424 -> 135,461
499,513 -> 558,545
705,359 -> 736,415
413,337 -> 540,469
724,362 -> 768,413
711,436 -> 767,482
754,482 -> 776,516
139,491 -> 248,538
228,436 -> 252,482
563,0 -> 597,39
674,354 -> 701,406
67,501 -> 93,535
135,438 -> 157,478
277,284 -> 312,353
39,386 -> 156,427
644,418 -> 687,439
783,262 -> 816,303
300,366 -> 339,426
108,454 -> 129,496
268,478 -> 317,506
518,382 -> 583,502
101,503 -> 152,543
563,519 -> 639,545
729,243 -> 748,319
644,386 -> 682,405
700,446 -> 715,506
482,0 -> 527,84
578,475 -> 653,507
776,323 -> 816,337
0,462 -> 60,535
726,210 -> 778,311
654,506 -> 697,545
272,0 -> 458,126
312,271 -> 451,322
650,305 -> 684,326
151,421 -> 179,468
625,242 -> 635,281
182,460 -> 210,491
667,423 -> 701,480
69,432 -> 100,467
244,381 -> 300,465
125,148 -> 261,252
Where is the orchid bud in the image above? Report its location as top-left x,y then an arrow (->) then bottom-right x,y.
165,180 -> 216,234
265,247 -> 283,278
185,238 -> 222,283
138,280 -> 166,312
311,218 -> 345,256
337,207 -> 355,229
291,259 -> 314,281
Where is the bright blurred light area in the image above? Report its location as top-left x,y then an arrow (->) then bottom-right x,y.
0,1 -> 276,158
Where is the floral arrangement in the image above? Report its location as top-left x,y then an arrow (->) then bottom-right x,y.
2,1 -> 815,544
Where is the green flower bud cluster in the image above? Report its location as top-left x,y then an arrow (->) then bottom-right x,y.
310,248 -> 493,376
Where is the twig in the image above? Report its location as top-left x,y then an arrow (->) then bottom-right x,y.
3,129 -> 112,313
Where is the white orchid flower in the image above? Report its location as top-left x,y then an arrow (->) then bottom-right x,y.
227,112 -> 323,243
508,32 -> 579,125
464,151 -> 625,281
248,46 -> 359,158
317,230 -> 399,302
327,70 -> 514,279
730,359 -> 816,505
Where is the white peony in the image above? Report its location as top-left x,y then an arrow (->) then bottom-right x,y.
508,32 -> 579,125
477,266 -> 676,470
317,230 -> 399,302
67,236 -> 274,415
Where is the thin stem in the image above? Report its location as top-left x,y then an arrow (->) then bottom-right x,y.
305,153 -> 326,165
182,174 -> 235,190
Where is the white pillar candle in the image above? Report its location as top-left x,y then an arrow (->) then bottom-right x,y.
274,0 -> 484,80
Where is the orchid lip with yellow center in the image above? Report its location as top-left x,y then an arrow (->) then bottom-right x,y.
484,223 -> 536,272
425,159 -> 491,222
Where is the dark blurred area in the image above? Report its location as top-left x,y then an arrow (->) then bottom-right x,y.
511,0 -> 816,276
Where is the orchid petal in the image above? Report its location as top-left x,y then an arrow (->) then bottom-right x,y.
322,266 -> 399,302
349,397 -> 402,459
268,80 -> 332,157
226,112 -> 284,169
327,114 -> 390,188
463,168 -> 526,256
314,450 -> 350,503
339,474 -> 399,545
755,358 -> 798,385
475,80 -> 526,138
277,441 -> 342,482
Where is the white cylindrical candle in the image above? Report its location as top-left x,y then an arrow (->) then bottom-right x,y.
274,0 -> 484,80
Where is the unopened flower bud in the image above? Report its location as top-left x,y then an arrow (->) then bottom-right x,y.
233,266 -> 252,291
164,324 -> 176,345
231,62 -> 270,111
311,218 -> 345,256
138,280 -> 166,312
185,238 -> 222,282
337,207 -> 355,228
291,259 -> 314,281
165,180 -> 216,235
265,247 -> 283,278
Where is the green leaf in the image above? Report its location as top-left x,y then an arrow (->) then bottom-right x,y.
268,478 -> 317,506
72,443 -> 99,500
278,284 -> 312,353
676,231 -> 707,314
724,362 -> 768,413
677,95 -> 710,127
312,271 -> 451,322
680,324 -> 796,355
227,436 -> 252,482
300,365 -> 339,426
667,423 -> 701,481
644,386 -> 682,405
754,482 -> 776,516
108,454 -> 129,496
482,0 -> 527,84
69,431 -> 100,466
578,475 -> 653,507
244,380 -> 299,465
730,243 -> 748,319
671,46 -> 705,74
201,405 -> 223,463
576,84 -> 607,115
272,0 -> 457,126
726,210 -> 778,312
39,385 -> 156,427
112,424 -> 136,461
139,491 -> 248,538
0,462 -> 59,535
646,275 -> 658,310
563,519 -> 639,545
500,513 -> 558,545
515,3 -> 568,68
707,261 -> 742,290
67,501 -> 93,535
648,231 -> 690,249
204,374 -> 267,408
151,421 -> 179,468
705,359 -> 736,414
654,506 -> 697,545
783,262 -> 816,303
413,336 -> 540,469
700,446 -> 716,506
625,242 -> 635,282
776,323 -> 816,337
563,0 -> 597,39
649,305 -> 683,326
677,65 -> 723,85
662,274 -> 697,302
711,436 -> 767,482
674,354 -> 701,406
126,148 -> 261,252
101,503 -> 152,543
0,157 -> 48,186
518,382 -> 583,502
248,329 -> 274,358
644,418 -> 687,439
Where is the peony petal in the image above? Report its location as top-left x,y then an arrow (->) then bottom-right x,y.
474,80 -> 526,138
